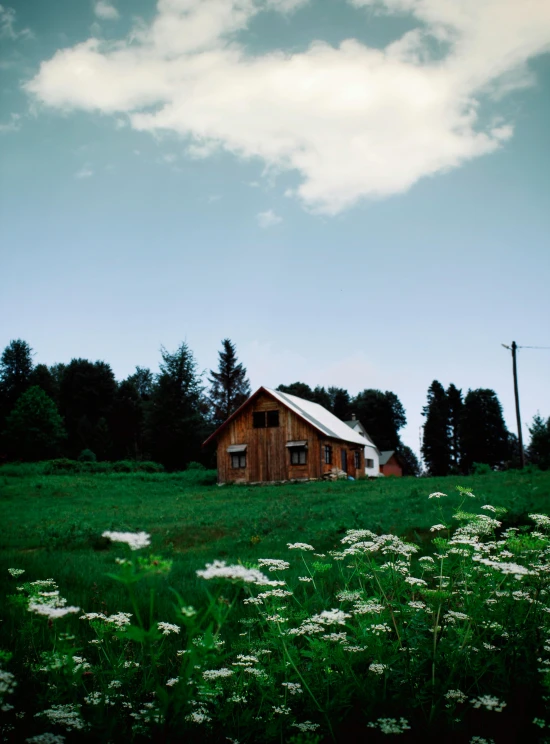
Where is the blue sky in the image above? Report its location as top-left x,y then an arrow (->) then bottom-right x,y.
1,0 -> 549,457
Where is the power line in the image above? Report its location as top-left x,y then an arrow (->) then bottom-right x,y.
517,345 -> 550,350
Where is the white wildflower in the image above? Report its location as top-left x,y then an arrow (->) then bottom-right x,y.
197,560 -> 284,586
298,576 -> 313,582
272,705 -> 291,715
102,531 -> 151,550
429,492 -> 447,499
28,604 -> 80,619
287,543 -> 314,551
471,695 -> 506,712
8,568 -> 25,577
481,505 -> 497,512
26,735 -> 66,744
445,689 -> 467,703
292,721 -> 320,732
203,668 -> 234,680
157,622 -> 180,635
310,609 -> 350,625
405,576 -> 427,587
257,559 -> 290,571
282,682 -> 303,695
430,524 -> 446,532
166,678 -> 179,687
368,717 -> 411,734
369,663 -> 388,675
35,704 -> 85,730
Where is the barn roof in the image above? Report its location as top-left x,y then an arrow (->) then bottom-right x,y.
264,388 -> 369,446
379,450 -> 395,465
202,386 -> 369,447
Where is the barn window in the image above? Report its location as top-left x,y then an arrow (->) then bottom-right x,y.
266,410 -> 279,427
253,411 -> 265,428
290,448 -> 307,465
253,410 -> 280,428
354,451 -> 361,469
324,445 -> 332,464
231,453 -> 246,468
366,458 -> 374,468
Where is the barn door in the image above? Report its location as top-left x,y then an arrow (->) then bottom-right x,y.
341,448 -> 347,473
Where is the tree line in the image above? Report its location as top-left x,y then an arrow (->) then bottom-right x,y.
0,338 -> 548,474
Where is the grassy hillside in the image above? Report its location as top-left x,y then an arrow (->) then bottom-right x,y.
1,465 -> 549,618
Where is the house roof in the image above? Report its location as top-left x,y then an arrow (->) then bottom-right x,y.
379,450 -> 395,466
202,386 -> 369,447
265,388 -> 368,446
343,420 -> 378,449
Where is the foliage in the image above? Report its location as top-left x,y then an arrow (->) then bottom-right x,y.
208,339 -> 251,426
58,358 -> 118,458
396,444 -> 421,476
78,448 -> 97,463
277,382 -> 316,401
422,380 -> 451,476
2,386 -> 66,461
145,343 -> 207,470
353,389 -> 406,451
460,389 -> 511,473
3,486 -> 550,742
447,384 -> 463,472
528,414 -> 550,470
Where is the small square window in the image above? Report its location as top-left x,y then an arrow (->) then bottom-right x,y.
366,458 -> 374,468
266,410 -> 279,427
290,448 -> 307,465
324,445 -> 332,464
253,411 -> 266,428
231,454 -> 246,469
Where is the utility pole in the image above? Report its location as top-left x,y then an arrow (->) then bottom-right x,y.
502,341 -> 525,468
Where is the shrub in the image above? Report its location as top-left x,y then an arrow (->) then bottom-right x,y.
472,461 -> 492,475
186,461 -> 206,470
78,448 -> 97,462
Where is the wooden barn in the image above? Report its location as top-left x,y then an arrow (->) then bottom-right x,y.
203,387 -> 367,484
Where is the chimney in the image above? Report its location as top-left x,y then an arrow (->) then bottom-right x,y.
351,413 -> 356,420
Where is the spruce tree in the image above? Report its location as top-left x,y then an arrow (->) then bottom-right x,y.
0,339 -> 34,432
446,383 -> 463,473
421,380 -> 451,476
147,342 -> 207,469
528,413 -> 550,470
460,389 -> 510,472
209,339 -> 251,426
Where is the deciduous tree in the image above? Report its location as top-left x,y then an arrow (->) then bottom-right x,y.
3,386 -> 66,461
353,389 -> 406,451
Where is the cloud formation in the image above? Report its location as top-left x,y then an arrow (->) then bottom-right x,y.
257,209 -> 282,227
25,0 -> 550,213
0,4 -> 33,40
75,165 -> 94,179
94,1 -> 120,21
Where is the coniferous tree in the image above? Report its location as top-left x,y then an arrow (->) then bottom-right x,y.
146,342 -> 207,469
209,339 -> 251,426
446,383 -> 463,473
3,386 -> 66,461
312,385 -> 331,409
460,389 -> 510,472
397,444 -> 421,476
421,380 -> 451,476
0,339 -> 34,426
528,413 -> 550,470
29,364 -> 58,403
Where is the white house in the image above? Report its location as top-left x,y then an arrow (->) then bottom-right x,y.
344,416 -> 381,477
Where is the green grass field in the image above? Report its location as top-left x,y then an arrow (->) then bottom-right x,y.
2,465 -> 550,742
1,465 -> 549,621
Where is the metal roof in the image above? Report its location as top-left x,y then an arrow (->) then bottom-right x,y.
264,388 -> 369,446
379,450 -> 395,465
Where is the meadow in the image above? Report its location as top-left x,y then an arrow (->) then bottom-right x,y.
1,465 -> 550,743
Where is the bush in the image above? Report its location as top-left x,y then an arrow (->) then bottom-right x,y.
44,458 -> 80,474
78,448 -> 97,462
186,461 -> 206,470
472,461 -> 492,475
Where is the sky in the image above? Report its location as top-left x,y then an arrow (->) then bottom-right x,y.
1,0 -> 549,459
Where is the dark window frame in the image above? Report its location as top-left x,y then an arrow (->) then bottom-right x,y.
290,447 -> 307,465
354,451 -> 361,469
231,453 -> 247,469
324,445 -> 332,464
252,410 -> 280,428
366,458 -> 374,468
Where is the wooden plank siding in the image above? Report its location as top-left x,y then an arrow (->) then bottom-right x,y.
215,391 -> 365,484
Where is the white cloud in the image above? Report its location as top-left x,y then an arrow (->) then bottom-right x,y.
94,1 -> 119,20
75,165 -> 94,178
257,209 -> 282,227
0,4 -> 33,40
25,0 -> 550,213
0,112 -> 20,134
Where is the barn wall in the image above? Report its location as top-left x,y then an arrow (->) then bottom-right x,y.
216,391 -> 322,483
